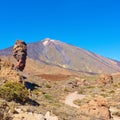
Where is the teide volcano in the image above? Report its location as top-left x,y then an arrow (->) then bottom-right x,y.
0,38 -> 120,74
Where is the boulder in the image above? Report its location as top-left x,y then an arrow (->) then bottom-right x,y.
98,74 -> 113,85
79,96 -> 112,120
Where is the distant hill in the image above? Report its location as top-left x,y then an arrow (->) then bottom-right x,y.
0,38 -> 120,74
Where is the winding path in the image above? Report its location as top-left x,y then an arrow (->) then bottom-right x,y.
64,91 -> 86,108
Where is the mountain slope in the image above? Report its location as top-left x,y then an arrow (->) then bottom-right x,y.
0,38 -> 120,74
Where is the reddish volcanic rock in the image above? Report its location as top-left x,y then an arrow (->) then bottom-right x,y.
79,96 -> 112,120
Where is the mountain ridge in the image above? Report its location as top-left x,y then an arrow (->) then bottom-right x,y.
0,38 -> 120,74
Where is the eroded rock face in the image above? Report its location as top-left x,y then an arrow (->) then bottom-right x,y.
79,96 -> 112,120
13,40 -> 27,71
0,58 -> 25,84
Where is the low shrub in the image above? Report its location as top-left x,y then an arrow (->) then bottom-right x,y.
0,81 -> 29,103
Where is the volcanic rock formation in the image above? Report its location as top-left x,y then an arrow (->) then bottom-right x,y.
79,96 -> 112,120
0,58 -> 25,84
98,74 -> 113,85
13,40 -> 27,71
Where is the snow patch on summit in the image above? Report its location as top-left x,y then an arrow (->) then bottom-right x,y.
43,40 -> 49,46
42,38 -> 55,46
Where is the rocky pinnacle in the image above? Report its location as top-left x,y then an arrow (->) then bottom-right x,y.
13,40 -> 27,71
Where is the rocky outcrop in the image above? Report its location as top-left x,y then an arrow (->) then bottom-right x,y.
98,74 -> 113,85
13,40 -> 27,71
0,99 -> 59,120
79,96 -> 112,120
0,58 -> 25,84
12,110 -> 58,120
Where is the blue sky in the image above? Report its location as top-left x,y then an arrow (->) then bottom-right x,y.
0,0 -> 120,60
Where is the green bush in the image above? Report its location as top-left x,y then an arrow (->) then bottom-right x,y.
45,84 -> 51,88
0,81 -> 29,102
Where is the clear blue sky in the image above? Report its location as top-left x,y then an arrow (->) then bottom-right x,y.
0,0 -> 120,60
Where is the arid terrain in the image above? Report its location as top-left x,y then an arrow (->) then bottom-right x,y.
0,39 -> 120,120
0,56 -> 120,120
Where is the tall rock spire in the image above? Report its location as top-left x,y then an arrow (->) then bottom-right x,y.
13,40 -> 27,71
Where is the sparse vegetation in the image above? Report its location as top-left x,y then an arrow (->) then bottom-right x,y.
45,84 -> 51,88
32,88 -> 42,96
0,81 -> 29,102
64,88 -> 70,92
0,58 -> 120,119
77,87 -> 84,94
43,93 -> 54,100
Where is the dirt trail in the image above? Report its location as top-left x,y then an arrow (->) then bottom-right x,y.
64,91 -> 86,108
